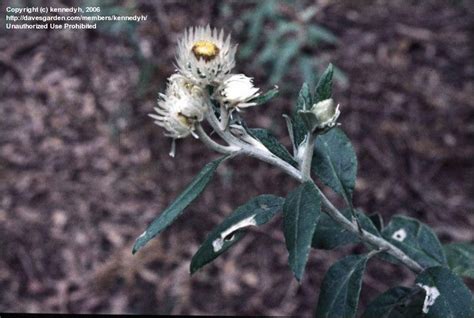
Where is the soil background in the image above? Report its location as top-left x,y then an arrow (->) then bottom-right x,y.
1,0 -> 473,316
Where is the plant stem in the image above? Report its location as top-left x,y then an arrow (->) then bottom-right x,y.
249,142 -> 423,272
205,110 -> 303,181
202,106 -> 424,273
219,106 -> 229,131
300,133 -> 315,181
195,124 -> 239,154
313,185 -> 423,273
205,110 -> 247,149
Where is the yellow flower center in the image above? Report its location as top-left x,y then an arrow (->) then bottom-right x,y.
177,113 -> 193,127
191,40 -> 219,62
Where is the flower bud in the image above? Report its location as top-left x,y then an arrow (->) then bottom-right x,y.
298,98 -> 340,133
214,74 -> 260,110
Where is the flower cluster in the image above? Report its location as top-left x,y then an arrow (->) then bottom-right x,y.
149,26 -> 261,142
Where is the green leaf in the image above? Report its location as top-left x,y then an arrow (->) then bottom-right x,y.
248,86 -> 279,106
369,213 -> 384,232
296,82 -> 313,112
312,209 -> 381,250
283,181 -> 321,281
292,82 -> 313,147
333,64 -> 349,88
256,41 -> 279,65
315,254 -> 370,318
248,128 -> 297,167
132,156 -> 226,254
381,216 -> 447,268
314,63 -> 334,103
443,242 -> 474,278
190,195 -> 284,274
300,55 -> 317,89
307,26 -> 338,45
362,286 -> 425,318
312,127 -> 357,203
415,266 -> 474,318
239,0 -> 272,59
270,38 -> 301,84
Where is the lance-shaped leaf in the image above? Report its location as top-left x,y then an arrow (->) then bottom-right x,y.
132,157 -> 226,254
248,85 -> 279,106
248,128 -> 297,167
307,26 -> 338,45
381,216 -> 446,268
292,82 -> 313,147
312,209 -> 381,250
312,128 -> 357,204
314,63 -> 334,103
415,266 -> 473,318
190,195 -> 284,274
270,38 -> 301,84
315,254 -> 371,318
443,242 -> 474,278
362,286 -> 426,318
283,181 -> 321,281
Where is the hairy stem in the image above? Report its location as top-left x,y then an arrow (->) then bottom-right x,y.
219,106 -> 229,131
251,146 -> 422,272
205,109 -> 246,148
300,133 -> 315,181
203,106 -> 423,273
205,109 -> 303,181
195,124 -> 239,154
313,185 -> 423,273
250,141 -> 422,272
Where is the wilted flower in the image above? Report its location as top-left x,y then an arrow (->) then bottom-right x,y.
299,98 -> 340,133
176,25 -> 237,85
167,73 -> 206,103
214,74 -> 260,110
149,78 -> 208,139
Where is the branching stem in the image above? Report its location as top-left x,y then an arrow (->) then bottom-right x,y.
202,105 -> 424,273
313,185 -> 423,273
205,109 -> 303,181
300,133 -> 315,181
195,124 -> 239,154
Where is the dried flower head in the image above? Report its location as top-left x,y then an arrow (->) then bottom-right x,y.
149,78 -> 208,139
167,73 -> 206,103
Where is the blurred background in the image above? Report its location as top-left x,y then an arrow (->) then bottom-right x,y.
1,0 -> 473,315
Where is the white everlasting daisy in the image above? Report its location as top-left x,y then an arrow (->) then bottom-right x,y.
214,74 -> 260,110
149,94 -> 196,139
149,77 -> 208,139
176,25 -> 237,85
166,73 -> 205,100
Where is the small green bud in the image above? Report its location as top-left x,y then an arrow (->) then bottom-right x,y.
298,98 -> 340,133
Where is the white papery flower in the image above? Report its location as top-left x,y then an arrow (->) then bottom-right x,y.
298,98 -> 340,133
310,98 -> 340,129
176,25 -> 237,85
214,74 -> 260,109
166,73 -> 208,109
149,76 -> 208,139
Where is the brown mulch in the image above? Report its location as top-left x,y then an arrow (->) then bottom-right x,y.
0,0 -> 473,315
